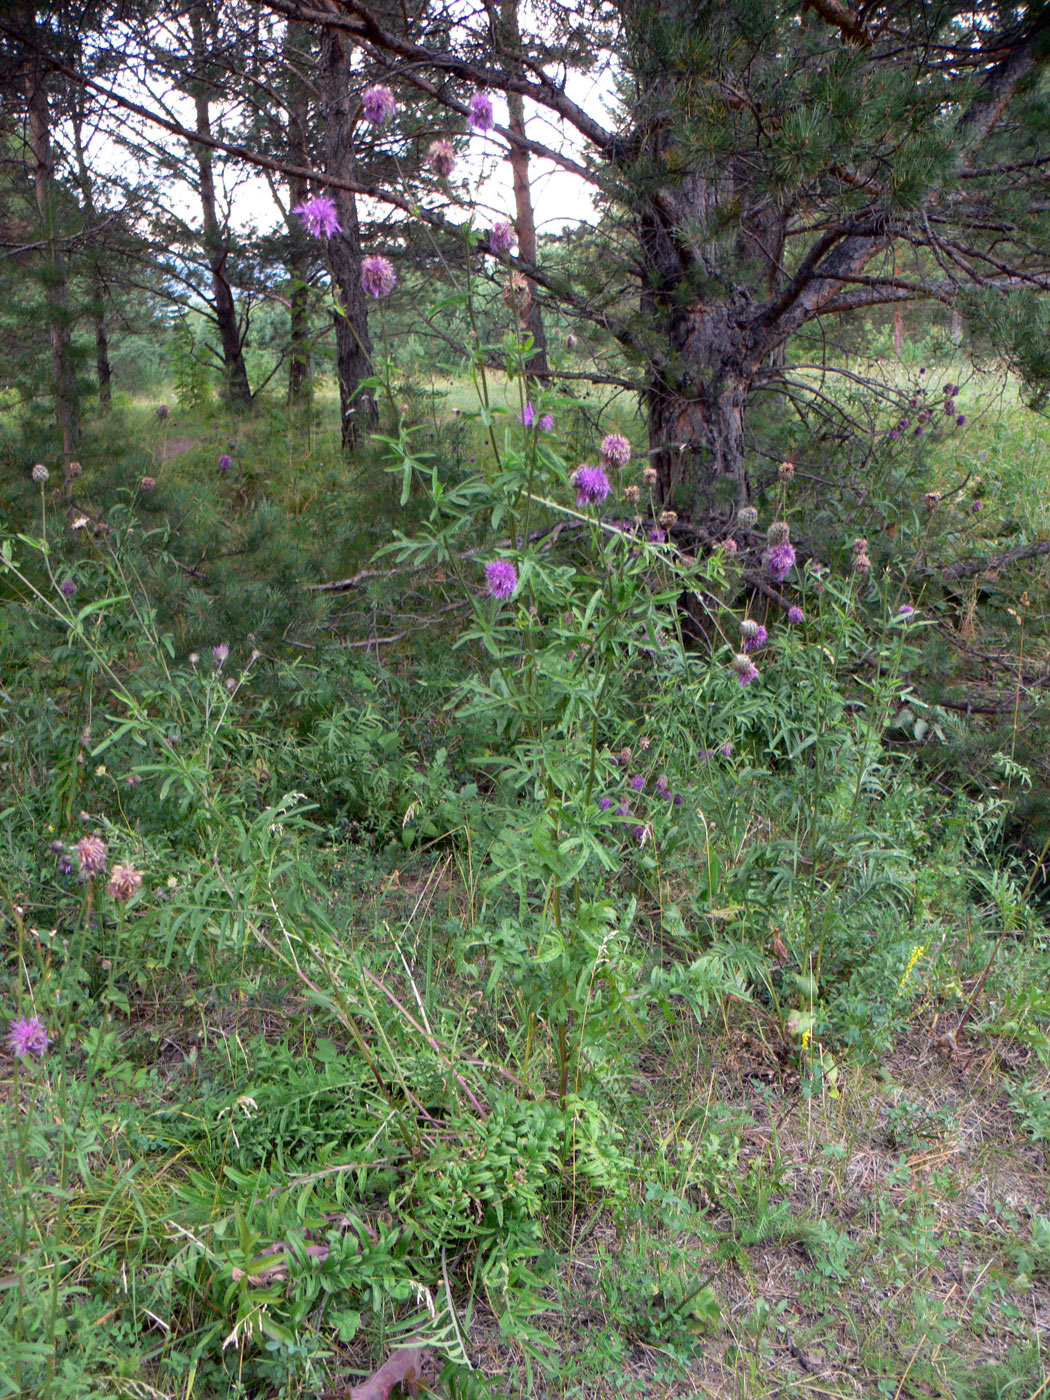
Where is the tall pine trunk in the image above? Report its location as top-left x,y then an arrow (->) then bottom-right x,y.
500,0 -> 548,380
284,21 -> 312,403
20,1 -> 80,464
72,100 -> 111,408
189,5 -> 252,407
321,28 -> 377,448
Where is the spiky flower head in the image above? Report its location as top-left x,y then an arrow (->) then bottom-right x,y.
788,606 -> 804,624
218,454 -> 233,472
721,537 -> 738,555
469,91 -> 494,132
484,559 -> 518,600
854,552 -> 872,574
502,271 -> 530,318
731,653 -> 760,686
573,464 -> 611,508
361,84 -> 396,125
629,773 -> 645,791
624,484 -> 641,505
600,433 -> 631,469
766,520 -> 790,548
924,491 -> 942,511
737,506 -> 758,529
642,466 -> 658,488
489,221 -> 515,254
213,643 -> 229,668
74,835 -> 107,877
426,139 -> 456,177
31,464 -> 49,484
140,476 -> 155,492
765,542 -> 796,582
294,195 -> 341,240
659,509 -> 678,529
107,863 -> 143,902
778,460 -> 795,482
60,579 -> 76,599
361,255 -> 396,299
852,537 -> 868,555
897,603 -> 915,617
740,619 -> 761,641
649,527 -> 666,543
7,1016 -> 48,1058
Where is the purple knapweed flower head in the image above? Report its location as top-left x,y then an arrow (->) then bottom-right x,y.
616,801 -> 630,818
7,1016 -> 48,1058
539,414 -> 555,432
720,742 -> 733,758
897,603 -> 915,617
742,623 -> 768,654
60,579 -> 76,599
914,426 -> 924,436
294,195 -> 341,240
731,652 -> 760,686
108,864 -> 143,902
427,139 -> 456,177
598,796 -> 614,811
629,774 -> 645,792
213,643 -> 229,668
469,91 -> 494,133
655,774 -> 670,795
721,537 -> 738,555
767,520 -> 791,548
59,856 -> 73,876
518,402 -> 535,428
649,527 -> 666,543
361,255 -> 396,299
218,454 -> 233,473
600,433 -> 631,469
672,792 -> 684,806
362,85 -> 396,125
766,542 -> 796,583
956,414 -> 966,426
74,835 -> 107,877
140,476 -> 155,492
489,222 -> 516,254
788,606 -> 804,624
888,430 -> 900,441
484,559 -> 518,600
573,464 -> 611,509
632,825 -> 647,842
898,418 -> 909,430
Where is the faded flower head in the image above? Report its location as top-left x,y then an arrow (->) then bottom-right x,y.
213,643 -> 229,668
721,537 -> 738,555
60,579 -> 76,599
218,454 -> 233,473
7,1016 -> 48,1059
778,460 -> 795,483
737,506 -> 758,529
74,835 -> 107,877
502,271 -> 531,318
854,551 -> 872,574
658,509 -> 678,529
107,863 -> 143,902
294,195 -> 341,240
361,255 -> 397,299
426,138 -> 456,177
68,460 -> 82,479
156,404 -> 170,420
600,433 -> 631,469
573,464 -> 611,508
484,559 -> 518,600
731,653 -> 760,686
490,221 -> 516,254
624,484 -> 640,505
765,541 -> 796,582
362,84 -> 396,125
642,466 -> 658,488
788,606 -> 805,624
31,463 -> 49,484
924,490 -> 942,511
469,90 -> 494,133
852,537 -> 868,555
767,520 -> 790,548
140,476 -> 155,492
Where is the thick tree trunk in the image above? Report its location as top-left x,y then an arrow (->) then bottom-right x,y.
284,21 -> 312,403
189,7 -> 252,407
321,28 -> 377,448
500,0 -> 548,380
21,2 -> 80,464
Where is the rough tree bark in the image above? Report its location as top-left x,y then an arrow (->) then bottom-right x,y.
320,24 -> 377,448
71,96 -> 112,408
499,0 -> 548,380
284,19 -> 312,402
20,0 -> 81,464
189,3 -> 252,406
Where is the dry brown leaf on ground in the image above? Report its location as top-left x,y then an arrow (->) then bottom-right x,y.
346,1343 -> 429,1400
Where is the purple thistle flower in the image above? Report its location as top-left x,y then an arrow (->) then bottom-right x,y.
600,432 -> 631,469
743,624 -> 768,653
362,85 -> 396,125
60,579 -> 76,599
59,857 -> 73,876
427,139 -> 456,177
469,91 -> 494,133
213,643 -> 229,668
672,793 -> 684,807
361,255 -> 396,299
956,414 -> 966,426
914,426 -> 924,436
888,430 -> 900,441
484,559 -> 518,600
7,1016 -> 48,1058
898,418 -> 909,429
616,801 -> 630,818
897,603 -> 915,617
598,796 -> 614,811
540,414 -> 555,432
731,653 -> 760,686
490,222 -> 516,254
655,774 -> 670,795
74,836 -> 107,877
632,825 -> 646,842
294,195 -> 341,240
518,402 -> 535,428
573,464 -> 611,509
629,774 -> 645,791
788,606 -> 805,624
649,527 -> 666,543
218,454 -> 233,473
766,542 -> 796,583
720,742 -> 734,758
